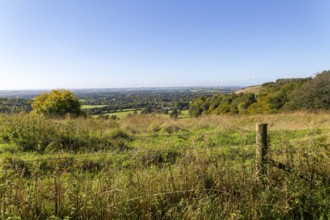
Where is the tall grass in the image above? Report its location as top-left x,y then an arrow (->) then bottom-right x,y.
0,112 -> 329,219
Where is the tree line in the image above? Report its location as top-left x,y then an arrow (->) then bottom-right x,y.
189,70 -> 330,117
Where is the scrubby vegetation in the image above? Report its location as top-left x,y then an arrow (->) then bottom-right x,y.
190,70 -> 330,116
0,112 -> 329,219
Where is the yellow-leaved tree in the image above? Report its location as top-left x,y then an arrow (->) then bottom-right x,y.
32,89 -> 82,117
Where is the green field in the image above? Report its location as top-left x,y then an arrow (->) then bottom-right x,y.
0,112 -> 329,219
97,109 -> 190,119
81,104 -> 108,109
98,108 -> 137,119
179,109 -> 190,118
153,109 -> 190,119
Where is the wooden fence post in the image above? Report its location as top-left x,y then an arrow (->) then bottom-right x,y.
255,123 -> 268,179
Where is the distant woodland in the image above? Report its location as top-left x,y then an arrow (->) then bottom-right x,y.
0,98 -> 31,113
189,70 -> 330,117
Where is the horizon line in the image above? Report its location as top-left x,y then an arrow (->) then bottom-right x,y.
0,85 -> 246,92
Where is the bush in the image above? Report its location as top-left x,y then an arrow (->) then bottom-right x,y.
32,89 -> 83,117
170,109 -> 179,119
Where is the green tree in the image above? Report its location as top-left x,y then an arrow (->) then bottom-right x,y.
287,71 -> 330,110
189,97 -> 206,117
140,106 -> 153,114
32,89 -> 82,117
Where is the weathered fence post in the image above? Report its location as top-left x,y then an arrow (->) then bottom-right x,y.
255,123 -> 268,179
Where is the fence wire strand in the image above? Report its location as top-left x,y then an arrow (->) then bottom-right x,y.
0,128 -> 328,164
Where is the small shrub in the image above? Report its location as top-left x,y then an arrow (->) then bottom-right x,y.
109,129 -> 131,140
162,125 -> 182,134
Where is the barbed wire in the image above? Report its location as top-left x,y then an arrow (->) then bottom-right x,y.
0,127 -> 326,144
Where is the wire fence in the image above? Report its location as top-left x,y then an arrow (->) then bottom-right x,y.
0,126 -> 329,219
0,127 -> 328,164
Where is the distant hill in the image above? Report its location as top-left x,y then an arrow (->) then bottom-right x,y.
189,70 -> 330,116
234,85 -> 262,95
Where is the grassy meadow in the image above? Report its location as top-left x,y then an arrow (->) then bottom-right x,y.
100,108 -> 138,119
0,112 -> 329,219
81,105 -> 108,109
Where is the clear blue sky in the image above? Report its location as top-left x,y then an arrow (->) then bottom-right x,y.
0,0 -> 329,90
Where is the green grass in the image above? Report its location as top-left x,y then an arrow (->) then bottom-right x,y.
0,112 -> 329,219
179,109 -> 190,118
100,109 -> 138,119
81,104 -> 108,109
